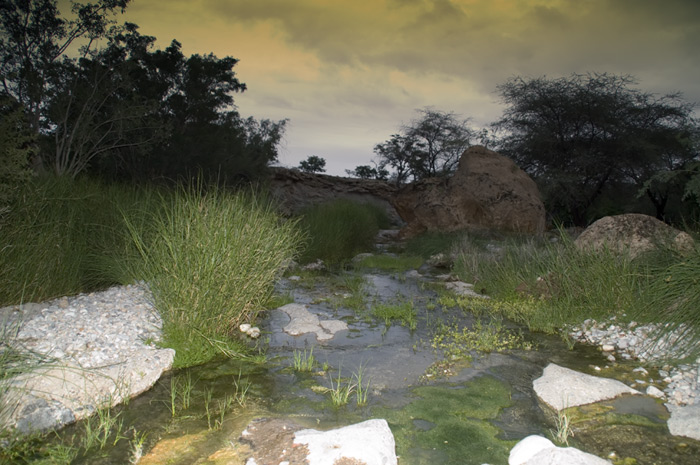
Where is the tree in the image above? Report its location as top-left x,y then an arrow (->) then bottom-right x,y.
494,73 -> 697,225
298,155 -> 326,173
0,0 -> 131,133
374,108 -> 476,183
0,94 -> 34,216
345,163 -> 389,180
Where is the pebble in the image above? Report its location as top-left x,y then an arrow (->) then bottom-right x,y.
3,284 -> 164,369
570,319 -> 700,407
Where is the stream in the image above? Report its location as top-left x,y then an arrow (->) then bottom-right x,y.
49,265 -> 700,465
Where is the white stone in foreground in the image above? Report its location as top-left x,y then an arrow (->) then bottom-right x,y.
667,403 -> 700,440
533,363 -> 640,411
509,435 -> 610,465
294,418 -> 397,465
509,435 -> 556,465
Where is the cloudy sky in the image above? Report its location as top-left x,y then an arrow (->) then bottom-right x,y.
115,0 -> 700,175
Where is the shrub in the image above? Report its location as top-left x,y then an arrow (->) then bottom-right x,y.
118,182 -> 303,367
298,199 -> 389,264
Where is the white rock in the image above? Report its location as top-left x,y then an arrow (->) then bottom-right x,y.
533,363 -> 640,411
509,435 -> 555,465
294,419 -> 397,465
667,403 -> 700,440
239,323 -> 252,333
524,446 -> 612,464
602,344 -> 615,352
646,386 -> 665,398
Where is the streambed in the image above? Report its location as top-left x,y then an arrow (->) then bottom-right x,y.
30,266 -> 700,464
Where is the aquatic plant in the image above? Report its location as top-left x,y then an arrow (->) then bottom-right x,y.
293,347 -> 316,372
371,300 -> 417,330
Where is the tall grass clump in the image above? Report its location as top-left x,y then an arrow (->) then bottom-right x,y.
452,232 -> 643,332
118,182 -> 303,367
0,176 -> 145,306
631,245 -> 700,361
298,199 -> 390,264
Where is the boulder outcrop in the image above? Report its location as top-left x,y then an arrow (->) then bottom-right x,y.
268,167 -> 401,224
574,213 -> 694,259
391,146 -> 546,238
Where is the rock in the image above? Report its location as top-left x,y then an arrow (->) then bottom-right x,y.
646,385 -> 665,398
508,435 -> 610,465
523,447 -> 611,465
268,167 -> 401,224
278,303 -> 348,341
444,281 -> 489,299
509,435 -> 556,465
574,213 -> 694,259
391,146 -> 545,239
667,403 -> 700,440
533,363 -> 640,411
294,419 -> 397,465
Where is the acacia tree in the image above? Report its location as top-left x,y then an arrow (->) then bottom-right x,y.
494,73 -> 697,225
374,108 -> 476,183
298,155 -> 326,173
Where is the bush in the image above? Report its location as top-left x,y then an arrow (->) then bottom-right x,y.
298,199 -> 390,264
118,182 -> 303,367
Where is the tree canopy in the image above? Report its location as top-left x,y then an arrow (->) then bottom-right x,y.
374,108 -> 476,184
298,155 -> 326,173
1,0 -> 286,183
494,72 -> 698,225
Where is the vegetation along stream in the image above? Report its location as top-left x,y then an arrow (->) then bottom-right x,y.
10,257 -> 698,465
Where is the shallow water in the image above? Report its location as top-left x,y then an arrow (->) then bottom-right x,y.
49,267 -> 700,465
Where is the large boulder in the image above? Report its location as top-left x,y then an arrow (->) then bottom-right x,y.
268,167 -> 401,224
574,213 -> 694,259
391,146 -> 545,238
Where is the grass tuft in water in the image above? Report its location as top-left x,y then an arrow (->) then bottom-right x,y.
371,300 -> 417,330
293,347 -> 316,372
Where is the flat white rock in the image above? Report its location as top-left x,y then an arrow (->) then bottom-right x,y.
533,363 -> 640,411
294,419 -> 397,465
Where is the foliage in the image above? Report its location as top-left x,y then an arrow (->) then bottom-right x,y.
494,72 -> 698,225
630,246 -> 700,361
374,108 -> 476,183
1,1 -> 286,182
298,155 -> 326,173
402,230 -> 466,259
297,199 -> 390,264
452,232 -> 645,333
345,164 -> 389,180
0,0 -> 131,132
0,94 -> 34,217
0,176 -> 141,306
293,347 -> 316,372
371,301 -> 417,330
353,254 -> 424,272
117,181 -> 303,367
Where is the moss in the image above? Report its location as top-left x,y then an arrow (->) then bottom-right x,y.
376,376 -> 516,465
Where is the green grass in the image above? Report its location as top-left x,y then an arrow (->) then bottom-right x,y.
0,176 -> 149,306
371,300 -> 417,330
449,229 -> 700,360
117,181 -> 304,367
354,254 -> 424,272
293,347 -> 316,372
451,232 -> 645,332
297,199 -> 390,264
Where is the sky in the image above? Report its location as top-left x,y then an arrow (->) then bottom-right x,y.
110,0 -> 700,175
